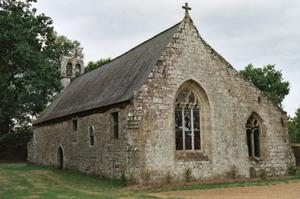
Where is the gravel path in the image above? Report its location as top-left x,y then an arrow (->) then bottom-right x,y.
152,182 -> 300,199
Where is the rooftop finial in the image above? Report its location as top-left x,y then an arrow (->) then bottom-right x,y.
182,2 -> 191,16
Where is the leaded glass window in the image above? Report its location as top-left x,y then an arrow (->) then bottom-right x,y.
175,106 -> 183,150
175,88 -> 201,151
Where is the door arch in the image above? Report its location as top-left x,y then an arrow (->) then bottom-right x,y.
57,146 -> 64,169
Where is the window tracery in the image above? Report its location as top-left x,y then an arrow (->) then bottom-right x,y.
175,87 -> 201,150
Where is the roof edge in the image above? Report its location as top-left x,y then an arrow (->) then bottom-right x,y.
33,100 -> 131,127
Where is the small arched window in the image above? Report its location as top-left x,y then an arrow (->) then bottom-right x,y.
66,63 -> 73,76
175,87 -> 201,151
246,114 -> 261,158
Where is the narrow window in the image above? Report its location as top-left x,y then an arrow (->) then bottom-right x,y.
89,126 -> 95,146
193,106 -> 201,150
175,106 -> 183,150
66,63 -> 73,76
72,119 -> 78,132
184,106 -> 192,150
254,130 -> 260,157
246,114 -> 261,158
112,112 -> 119,139
175,88 -> 201,151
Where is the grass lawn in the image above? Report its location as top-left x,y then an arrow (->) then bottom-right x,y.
0,163 -> 299,199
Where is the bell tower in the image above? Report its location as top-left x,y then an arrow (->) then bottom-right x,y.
60,54 -> 84,89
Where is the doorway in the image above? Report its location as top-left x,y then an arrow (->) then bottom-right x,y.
58,146 -> 64,169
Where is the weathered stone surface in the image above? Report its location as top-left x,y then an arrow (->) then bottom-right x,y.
28,15 -> 295,184
60,56 -> 84,89
28,107 -> 130,179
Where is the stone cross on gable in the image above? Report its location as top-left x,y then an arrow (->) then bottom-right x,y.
182,2 -> 192,15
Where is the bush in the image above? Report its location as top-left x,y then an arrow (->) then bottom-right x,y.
0,126 -> 32,161
185,168 -> 192,183
144,168 -> 151,183
166,171 -> 172,184
287,163 -> 297,176
288,108 -> 300,143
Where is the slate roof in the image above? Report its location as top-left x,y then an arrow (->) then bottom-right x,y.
34,23 -> 180,125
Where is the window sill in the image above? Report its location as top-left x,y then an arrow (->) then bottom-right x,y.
176,151 -> 209,161
249,156 -> 261,163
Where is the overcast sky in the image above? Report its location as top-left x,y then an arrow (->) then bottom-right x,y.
35,0 -> 299,116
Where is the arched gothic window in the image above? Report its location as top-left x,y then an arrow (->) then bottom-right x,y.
246,114 -> 261,158
175,87 -> 201,151
66,63 -> 73,76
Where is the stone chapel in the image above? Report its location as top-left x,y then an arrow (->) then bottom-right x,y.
28,4 -> 295,183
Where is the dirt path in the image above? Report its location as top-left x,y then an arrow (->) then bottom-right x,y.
152,182 -> 300,199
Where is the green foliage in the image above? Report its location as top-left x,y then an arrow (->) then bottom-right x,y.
289,108 -> 300,143
184,168 -> 192,183
287,163 -> 297,176
52,34 -> 84,65
0,127 -> 32,160
240,64 -> 290,108
0,0 -> 84,159
85,58 -> 111,73
144,168 -> 151,182
0,0 -> 58,131
226,166 -> 238,179
166,171 -> 172,184
260,169 -> 268,179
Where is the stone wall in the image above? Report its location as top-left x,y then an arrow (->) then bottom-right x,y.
128,16 -> 295,183
28,106 -> 131,179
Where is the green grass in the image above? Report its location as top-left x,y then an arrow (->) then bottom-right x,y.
0,163 -> 158,199
0,163 -> 299,199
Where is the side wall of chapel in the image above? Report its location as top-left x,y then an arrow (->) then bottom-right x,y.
28,106 -> 132,179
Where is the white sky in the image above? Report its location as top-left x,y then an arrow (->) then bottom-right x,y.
35,0 -> 300,116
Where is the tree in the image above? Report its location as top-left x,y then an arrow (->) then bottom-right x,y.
289,108 -> 300,143
240,64 -> 290,108
51,34 -> 84,66
85,58 -> 111,73
0,0 -> 86,157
